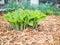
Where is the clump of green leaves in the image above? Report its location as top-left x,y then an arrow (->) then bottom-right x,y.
45,9 -> 53,15
53,9 -> 60,15
4,0 -> 38,12
3,9 -> 46,30
4,0 -> 17,12
38,2 -> 59,15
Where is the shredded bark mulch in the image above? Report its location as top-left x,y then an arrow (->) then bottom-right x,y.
0,29 -> 60,45
38,15 -> 60,32
0,17 -> 10,31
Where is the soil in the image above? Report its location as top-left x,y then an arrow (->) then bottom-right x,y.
0,15 -> 60,45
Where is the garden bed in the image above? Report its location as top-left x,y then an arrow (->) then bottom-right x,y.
0,29 -> 60,45
0,15 -> 60,45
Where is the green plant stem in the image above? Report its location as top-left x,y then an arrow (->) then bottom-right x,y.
33,19 -> 35,29
15,22 -> 19,30
33,18 -> 37,29
10,22 -> 15,29
35,22 -> 37,29
20,22 -> 23,30
24,23 -> 26,30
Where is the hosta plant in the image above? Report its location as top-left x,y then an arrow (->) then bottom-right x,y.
3,9 -> 46,30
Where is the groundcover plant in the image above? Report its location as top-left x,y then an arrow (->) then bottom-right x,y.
2,9 -> 46,30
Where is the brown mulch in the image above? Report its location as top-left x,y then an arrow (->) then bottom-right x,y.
0,15 -> 60,45
0,17 -> 10,31
0,29 -> 60,45
38,15 -> 60,32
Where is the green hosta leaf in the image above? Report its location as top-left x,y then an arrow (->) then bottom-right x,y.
29,10 -> 40,20
37,16 -> 46,22
19,9 -> 26,21
37,13 -> 46,18
28,21 -> 33,26
8,19 -> 17,23
36,13 -> 46,22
